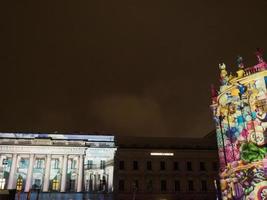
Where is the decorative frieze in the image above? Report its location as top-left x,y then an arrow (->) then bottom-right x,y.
0,145 -> 86,155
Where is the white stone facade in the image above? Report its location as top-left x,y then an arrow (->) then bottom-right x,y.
0,133 -> 116,193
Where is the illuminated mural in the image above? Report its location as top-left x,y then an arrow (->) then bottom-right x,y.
211,49 -> 267,200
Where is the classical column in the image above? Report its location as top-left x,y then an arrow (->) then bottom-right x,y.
25,154 -> 34,192
60,155 -> 68,192
94,174 -> 97,191
43,154 -> 51,192
77,155 -> 84,192
108,166 -> 114,192
7,153 -> 18,189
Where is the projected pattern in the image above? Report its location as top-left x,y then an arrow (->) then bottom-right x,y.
211,50 -> 267,200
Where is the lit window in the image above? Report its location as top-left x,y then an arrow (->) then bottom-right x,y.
52,179 -> 60,191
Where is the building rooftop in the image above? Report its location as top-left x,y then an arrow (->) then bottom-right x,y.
116,132 -> 217,150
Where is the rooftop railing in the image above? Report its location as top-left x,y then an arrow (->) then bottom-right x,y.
243,62 -> 267,76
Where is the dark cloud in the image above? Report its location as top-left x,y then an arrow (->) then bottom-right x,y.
90,95 -> 166,136
0,0 -> 267,137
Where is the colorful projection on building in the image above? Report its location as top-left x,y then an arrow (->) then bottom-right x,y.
211,50 -> 267,200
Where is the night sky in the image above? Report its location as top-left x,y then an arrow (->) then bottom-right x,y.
1,0 -> 267,137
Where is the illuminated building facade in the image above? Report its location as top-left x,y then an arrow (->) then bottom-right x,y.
0,133 -> 116,193
211,50 -> 267,199
114,135 -> 218,200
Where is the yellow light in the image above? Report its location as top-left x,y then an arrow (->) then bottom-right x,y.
150,152 -> 174,156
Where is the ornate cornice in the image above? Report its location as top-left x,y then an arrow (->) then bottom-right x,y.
0,145 -> 86,155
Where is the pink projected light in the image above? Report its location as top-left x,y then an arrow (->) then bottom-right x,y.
211,49 -> 267,200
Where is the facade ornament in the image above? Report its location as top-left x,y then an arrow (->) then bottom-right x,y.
219,63 -> 229,85
255,48 -> 264,63
236,56 -> 245,78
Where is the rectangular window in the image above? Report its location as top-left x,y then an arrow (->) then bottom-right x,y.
133,161 -> 138,170
187,161 -> 192,171
19,158 -> 28,169
134,180 -> 139,191
119,161 -> 124,170
54,159 -> 59,169
173,161 -> 179,171
87,160 -> 93,169
188,180 -> 194,191
71,159 -> 76,169
174,180 -> 180,192
35,159 -> 44,169
100,160 -> 106,169
119,180 -> 125,191
201,180 -> 207,191
160,161 -> 166,170
34,179 -> 41,188
146,179 -> 153,192
161,180 -> 167,192
147,161 -> 152,170
199,162 -> 206,171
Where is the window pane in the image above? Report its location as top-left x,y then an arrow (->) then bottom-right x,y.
100,160 -> 106,169
133,180 -> 139,191
187,162 -> 192,171
133,161 -> 138,170
201,180 -> 207,191
146,179 -> 153,192
147,161 -> 152,170
175,180 -> 180,192
160,161 -> 165,170
87,160 -> 93,169
188,180 -> 194,191
119,180 -> 124,191
174,161 -> 179,171
161,180 -> 167,192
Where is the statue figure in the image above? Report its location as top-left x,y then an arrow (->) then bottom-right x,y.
219,63 -> 229,85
